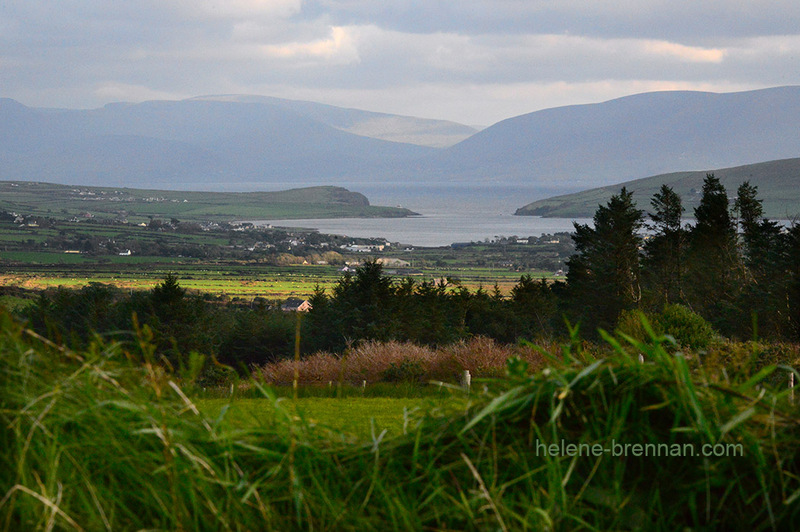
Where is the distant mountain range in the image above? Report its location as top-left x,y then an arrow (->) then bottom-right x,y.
425,86 -> 800,190
0,96 -> 455,190
2,87 -> 800,195
515,157 -> 800,220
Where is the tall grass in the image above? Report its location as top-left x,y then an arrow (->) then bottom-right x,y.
2,309 -> 800,530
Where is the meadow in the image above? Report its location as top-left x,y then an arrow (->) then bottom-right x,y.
3,309 -> 799,530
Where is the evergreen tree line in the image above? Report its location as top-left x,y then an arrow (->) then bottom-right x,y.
566,174 -> 800,340
304,261 -> 561,353
18,267 -> 565,370
20,275 -> 298,377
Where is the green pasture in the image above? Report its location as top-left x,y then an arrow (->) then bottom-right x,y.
0,251 -> 96,264
0,250 -> 199,265
3,222 -> 232,247
0,228 -> 54,242
1,210 -> 556,298
197,396 -> 467,441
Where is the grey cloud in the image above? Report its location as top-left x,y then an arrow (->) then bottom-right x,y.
302,0 -> 800,42
1,0 -> 799,124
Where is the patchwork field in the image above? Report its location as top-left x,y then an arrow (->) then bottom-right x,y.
0,261 -> 550,302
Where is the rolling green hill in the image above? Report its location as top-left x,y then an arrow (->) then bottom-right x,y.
515,157 -> 800,219
0,181 -> 417,223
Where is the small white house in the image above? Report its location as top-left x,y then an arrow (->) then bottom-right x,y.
281,298 -> 312,312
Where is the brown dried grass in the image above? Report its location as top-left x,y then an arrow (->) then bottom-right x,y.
254,337 -> 549,385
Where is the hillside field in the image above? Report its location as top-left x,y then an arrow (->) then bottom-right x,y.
516,157 -> 800,218
0,181 -> 416,223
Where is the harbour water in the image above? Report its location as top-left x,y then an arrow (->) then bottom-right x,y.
251,184 -> 591,247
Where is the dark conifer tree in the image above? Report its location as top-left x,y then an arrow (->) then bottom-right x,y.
303,284 -> 342,352
785,224 -> 800,340
734,181 -> 783,276
734,181 -> 763,251
643,185 -> 685,307
330,259 -> 396,344
510,274 -> 557,338
566,187 -> 644,333
147,274 -> 215,364
685,174 -> 740,332
734,181 -> 788,337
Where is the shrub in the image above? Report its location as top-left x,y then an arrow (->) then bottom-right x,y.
381,359 -> 426,383
615,305 -> 717,350
434,336 -> 517,378
615,308 -> 658,343
196,360 -> 238,388
657,303 -> 717,349
700,340 -> 800,384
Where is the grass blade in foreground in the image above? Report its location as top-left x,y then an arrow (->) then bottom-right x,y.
2,311 -> 799,530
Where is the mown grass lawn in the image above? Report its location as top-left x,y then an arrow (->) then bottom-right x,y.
197,396 -> 468,441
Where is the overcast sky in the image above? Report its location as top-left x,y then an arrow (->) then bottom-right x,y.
2,1 -> 800,125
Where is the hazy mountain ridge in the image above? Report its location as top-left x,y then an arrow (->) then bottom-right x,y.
0,97 -> 439,189
189,95 -> 479,148
426,86 -> 800,188
515,157 -> 800,219
2,87 -> 800,194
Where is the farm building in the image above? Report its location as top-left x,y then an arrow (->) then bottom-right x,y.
281,298 -> 312,312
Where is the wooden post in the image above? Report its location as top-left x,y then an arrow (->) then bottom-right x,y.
293,311 -> 301,401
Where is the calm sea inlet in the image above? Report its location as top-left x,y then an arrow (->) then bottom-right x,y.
250,184 -> 592,247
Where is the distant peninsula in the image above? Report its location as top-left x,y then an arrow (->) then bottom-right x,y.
515,158 -> 800,220
0,182 -> 418,223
